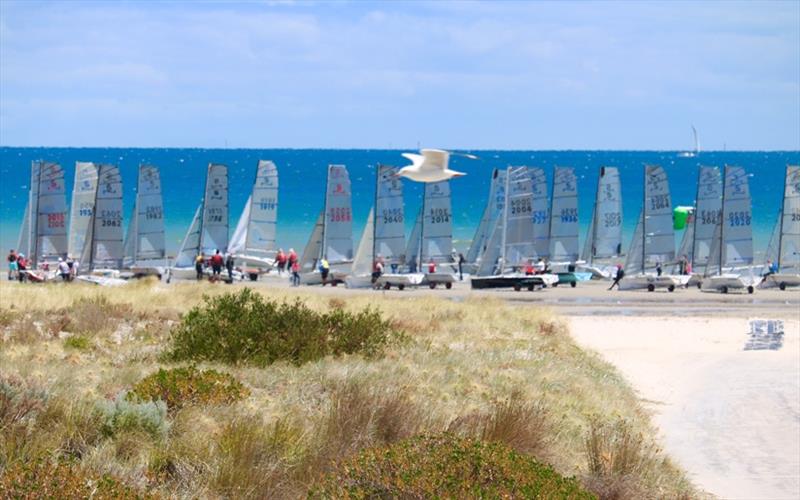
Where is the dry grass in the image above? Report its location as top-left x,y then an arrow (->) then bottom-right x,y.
0,279 -> 695,499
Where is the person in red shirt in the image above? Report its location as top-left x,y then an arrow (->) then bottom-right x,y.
428,258 -> 436,274
524,260 -> 534,276
290,259 -> 300,286
288,248 -> 298,268
210,249 -> 224,281
275,248 -> 287,275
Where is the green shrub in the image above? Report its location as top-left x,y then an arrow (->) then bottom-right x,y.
129,366 -> 249,412
95,392 -> 170,440
167,289 -> 400,366
0,458 -> 149,499
64,335 -> 91,350
310,433 -> 595,499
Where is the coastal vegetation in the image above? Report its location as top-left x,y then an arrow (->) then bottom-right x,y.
0,280 -> 695,498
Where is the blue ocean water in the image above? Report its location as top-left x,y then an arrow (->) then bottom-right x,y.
1,148 -> 798,261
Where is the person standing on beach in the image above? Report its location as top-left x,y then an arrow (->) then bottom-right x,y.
16,253 -> 27,282
195,252 -> 205,280
225,253 -> 235,281
457,253 -> 465,280
210,250 -> 224,281
7,250 -> 17,280
656,261 -> 662,277
372,257 -> 384,284
287,248 -> 298,271
290,259 -> 300,286
608,264 -> 624,290
276,248 -> 286,275
535,257 -> 545,274
57,258 -> 70,282
428,258 -> 436,274
319,258 -> 330,284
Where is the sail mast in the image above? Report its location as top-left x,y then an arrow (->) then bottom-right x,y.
590,168 -> 602,265
778,166 -> 787,269
641,166 -> 646,274
197,165 -> 209,257
719,166 -> 727,275
419,182 -> 427,265
321,166 -> 330,262
30,161 -> 42,267
690,166 -> 702,270
372,165 -> 380,266
87,166 -> 102,270
500,167 -> 511,274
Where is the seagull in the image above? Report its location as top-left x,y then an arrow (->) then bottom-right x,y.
396,149 -> 473,183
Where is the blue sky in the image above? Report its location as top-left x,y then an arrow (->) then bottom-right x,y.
0,0 -> 798,150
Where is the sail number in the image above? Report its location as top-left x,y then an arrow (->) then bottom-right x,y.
145,206 -> 162,220
78,202 -> 93,217
100,209 -> 121,227
207,207 -> 224,223
728,211 -> 751,227
429,208 -> 450,224
381,208 -> 403,224
257,198 -> 277,211
328,207 -> 352,223
531,210 -> 547,224
559,208 -> 578,223
699,209 -> 721,225
649,194 -> 670,211
790,211 -> 800,222
47,213 -> 65,228
603,212 -> 621,227
511,199 -> 532,216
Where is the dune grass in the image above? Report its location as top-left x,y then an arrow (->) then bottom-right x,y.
0,279 -> 696,498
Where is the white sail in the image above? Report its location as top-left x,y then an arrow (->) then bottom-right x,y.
322,165 -> 353,264
504,166 -> 536,266
720,165 -> 753,269
421,180 -> 453,263
35,162 -> 68,264
690,166 -> 722,273
300,211 -> 324,271
123,200 -> 137,267
528,167 -> 550,258
375,165 -> 405,262
352,208 -> 375,276
232,160 -> 278,258
405,208 -> 422,268
778,166 -> 800,271
201,164 -> 228,255
90,165 -> 124,270
476,217 -> 502,276
675,220 -> 694,272
692,125 -> 699,155
624,165 -> 674,273
467,168 -> 505,264
583,167 -> 623,262
68,162 -> 99,260
17,163 -> 40,260
549,166 -> 579,262
228,196 -> 251,255
128,165 -> 165,266
174,205 -> 202,268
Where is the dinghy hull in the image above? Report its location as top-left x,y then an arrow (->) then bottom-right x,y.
759,273 -> 800,290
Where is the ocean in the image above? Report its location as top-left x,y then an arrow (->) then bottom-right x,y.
1,147 -> 798,261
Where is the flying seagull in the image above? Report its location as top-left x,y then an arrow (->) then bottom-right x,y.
397,149 -> 474,183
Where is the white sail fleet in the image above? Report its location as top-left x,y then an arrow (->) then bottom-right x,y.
13,156 -> 800,292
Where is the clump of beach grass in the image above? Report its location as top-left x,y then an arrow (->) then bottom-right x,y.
0,279 -> 696,499
129,366 -> 250,412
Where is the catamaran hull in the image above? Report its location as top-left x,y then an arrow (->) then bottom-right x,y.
129,265 -> 165,278
618,274 -> 685,292
300,270 -> 348,286
702,275 -> 756,294
758,273 -> 800,290
76,275 -> 128,287
233,254 -> 275,270
422,273 -> 456,289
577,264 -> 615,280
470,275 -> 545,290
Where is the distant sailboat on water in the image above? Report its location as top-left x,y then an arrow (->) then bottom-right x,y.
678,125 -> 700,158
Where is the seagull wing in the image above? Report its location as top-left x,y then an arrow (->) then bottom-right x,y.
401,153 -> 425,169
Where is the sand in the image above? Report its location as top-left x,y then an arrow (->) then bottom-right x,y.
569,316 -> 800,500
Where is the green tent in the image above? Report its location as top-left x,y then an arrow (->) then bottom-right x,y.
673,206 -> 694,230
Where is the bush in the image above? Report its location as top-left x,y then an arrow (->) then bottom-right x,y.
310,433 -> 595,499
95,392 -> 170,440
1,375 -> 49,431
64,335 -> 91,350
167,289 -> 400,366
129,366 -> 249,412
0,458 -> 148,499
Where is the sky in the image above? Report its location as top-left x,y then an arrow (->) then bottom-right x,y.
0,0 -> 798,150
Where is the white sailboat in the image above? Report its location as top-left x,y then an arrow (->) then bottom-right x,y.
471,166 -> 556,290
78,164 -> 125,276
547,166 -> 585,284
760,166 -> 800,290
528,167 -> 550,259
346,165 -> 421,289
123,165 -> 166,277
229,160 -> 279,276
673,166 -> 722,286
678,125 -> 700,158
465,168 -> 506,272
620,165 -> 686,291
169,164 -> 229,279
579,166 -> 623,279
701,165 -> 757,293
16,161 -> 68,279
299,165 -> 353,285
68,162 -> 99,261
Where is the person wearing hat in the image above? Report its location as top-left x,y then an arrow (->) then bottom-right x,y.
57,257 -> 70,281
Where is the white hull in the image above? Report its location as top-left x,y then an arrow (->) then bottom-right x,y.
300,270 -> 348,286
619,274 -> 685,291
758,273 -> 800,290
702,274 -> 756,294
76,275 -> 128,287
577,264 -> 615,280
233,254 -> 275,270
129,264 -> 165,278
